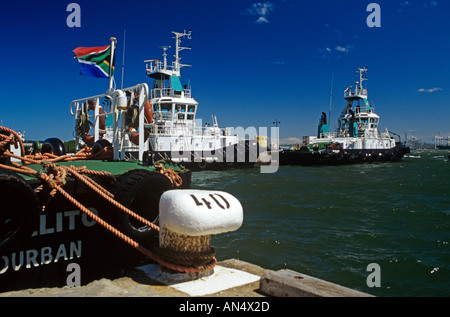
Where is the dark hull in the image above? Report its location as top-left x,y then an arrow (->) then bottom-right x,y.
144,140 -> 259,171
279,144 -> 410,166
0,166 -> 191,292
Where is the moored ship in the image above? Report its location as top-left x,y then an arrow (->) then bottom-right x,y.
280,67 -> 410,166
0,37 -> 195,292
141,30 -> 260,171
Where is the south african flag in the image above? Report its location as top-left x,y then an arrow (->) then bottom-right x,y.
73,45 -> 115,78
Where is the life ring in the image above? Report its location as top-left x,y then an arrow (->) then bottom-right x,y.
89,101 -> 106,132
127,127 -> 139,145
126,100 -> 153,146
81,135 -> 95,147
41,138 -> 67,156
357,123 -> 364,129
112,169 -> 175,246
126,127 -> 151,146
0,169 -> 40,249
144,100 -> 153,125
78,101 -> 106,147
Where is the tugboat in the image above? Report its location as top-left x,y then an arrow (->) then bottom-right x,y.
0,37 -> 195,292
141,30 -> 258,171
280,67 -> 410,165
434,135 -> 450,149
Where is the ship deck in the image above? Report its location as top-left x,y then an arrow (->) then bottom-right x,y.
17,160 -> 186,180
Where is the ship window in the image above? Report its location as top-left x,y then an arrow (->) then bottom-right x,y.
187,105 -> 195,120
161,103 -> 172,112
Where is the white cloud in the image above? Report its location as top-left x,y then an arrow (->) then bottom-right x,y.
418,87 -> 443,93
318,45 -> 354,59
424,1 -> 438,7
255,16 -> 269,24
318,47 -> 331,54
247,2 -> 275,23
397,1 -> 410,12
335,45 -> 353,53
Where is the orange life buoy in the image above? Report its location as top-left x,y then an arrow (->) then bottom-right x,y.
86,100 -> 106,129
127,127 -> 150,146
82,135 -> 95,147
126,99 -> 153,146
127,127 -> 139,145
80,100 -> 106,146
144,100 -> 153,124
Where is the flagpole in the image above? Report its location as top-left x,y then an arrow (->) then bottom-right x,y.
121,30 -> 126,89
329,71 -> 333,127
108,37 -> 117,93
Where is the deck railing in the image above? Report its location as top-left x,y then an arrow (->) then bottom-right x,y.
344,88 -> 368,98
150,87 -> 191,99
70,83 -> 150,161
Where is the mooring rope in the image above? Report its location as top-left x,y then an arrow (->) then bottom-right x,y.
0,126 -> 216,273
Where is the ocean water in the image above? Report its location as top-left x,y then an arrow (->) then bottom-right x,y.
191,150 -> 449,297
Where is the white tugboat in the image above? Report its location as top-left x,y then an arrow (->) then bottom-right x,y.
280,67 -> 410,165
71,31 -> 258,171
142,30 -> 257,170
0,34 -> 250,292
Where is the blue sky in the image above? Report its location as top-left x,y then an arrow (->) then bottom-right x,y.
1,0 -> 449,143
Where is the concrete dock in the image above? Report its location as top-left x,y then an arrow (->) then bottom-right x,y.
0,259 -> 373,297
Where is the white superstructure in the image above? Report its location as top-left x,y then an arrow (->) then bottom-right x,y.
143,31 -> 245,166
305,67 -> 397,150
70,31 -> 252,168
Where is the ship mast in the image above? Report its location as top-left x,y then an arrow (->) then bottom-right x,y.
356,67 -> 368,91
172,30 -> 192,74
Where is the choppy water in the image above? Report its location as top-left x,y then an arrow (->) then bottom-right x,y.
191,150 -> 449,297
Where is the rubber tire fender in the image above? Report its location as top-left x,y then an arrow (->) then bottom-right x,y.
198,159 -> 208,170
113,169 -> 175,246
41,138 -> 66,156
0,169 -> 40,250
92,139 -> 112,155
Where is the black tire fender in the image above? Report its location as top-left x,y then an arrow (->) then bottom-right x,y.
113,169 -> 175,246
0,169 -> 40,250
41,138 -> 66,156
92,139 -> 112,155
198,160 -> 208,170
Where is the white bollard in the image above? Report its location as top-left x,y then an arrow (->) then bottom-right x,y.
158,189 -> 243,273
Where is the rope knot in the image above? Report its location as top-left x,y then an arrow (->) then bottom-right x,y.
154,160 -> 183,188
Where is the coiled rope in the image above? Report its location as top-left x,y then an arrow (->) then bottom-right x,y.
0,126 -> 216,273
